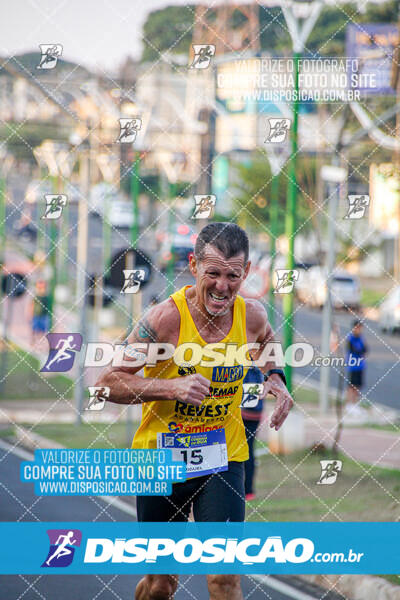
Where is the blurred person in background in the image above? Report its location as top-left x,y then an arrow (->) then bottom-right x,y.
345,319 -> 368,419
241,365 -> 265,501
29,280 -> 51,344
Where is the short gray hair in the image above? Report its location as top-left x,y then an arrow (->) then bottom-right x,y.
194,222 -> 249,264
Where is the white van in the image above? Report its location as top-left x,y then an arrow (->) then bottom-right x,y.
379,286 -> 400,333
304,267 -> 361,310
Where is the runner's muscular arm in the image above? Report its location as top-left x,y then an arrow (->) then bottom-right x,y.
246,299 -> 294,430
94,298 -> 209,406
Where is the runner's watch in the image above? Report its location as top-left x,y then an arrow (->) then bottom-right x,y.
264,369 -> 287,386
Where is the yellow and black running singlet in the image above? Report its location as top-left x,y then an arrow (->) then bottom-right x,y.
132,285 -> 249,463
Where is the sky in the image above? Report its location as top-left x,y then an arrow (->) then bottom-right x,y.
0,0 -> 193,74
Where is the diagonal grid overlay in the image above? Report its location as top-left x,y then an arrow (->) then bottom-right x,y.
0,0 -> 399,597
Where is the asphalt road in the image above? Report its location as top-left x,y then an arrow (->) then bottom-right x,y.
0,443 -> 303,600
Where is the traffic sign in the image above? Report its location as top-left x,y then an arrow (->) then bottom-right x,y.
321,165 -> 347,183
86,276 -> 115,307
1,273 -> 27,298
106,248 -> 153,291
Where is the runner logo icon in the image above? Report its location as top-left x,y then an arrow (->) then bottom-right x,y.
117,118 -> 142,143
42,529 -> 82,568
265,118 -> 291,143
41,333 -> 82,372
42,194 -> 67,220
192,195 -> 216,219
86,386 -> 110,411
241,383 -> 264,408
274,270 -> 299,294
189,44 -> 216,69
37,44 -> 63,69
317,460 -> 343,485
344,195 -> 369,219
120,269 -> 145,294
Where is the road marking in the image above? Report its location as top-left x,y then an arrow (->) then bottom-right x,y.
255,447 -> 269,457
252,575 -> 319,600
0,438 -> 137,518
0,438 -> 33,461
99,495 -> 137,518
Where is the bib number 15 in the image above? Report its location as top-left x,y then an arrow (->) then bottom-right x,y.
179,448 -> 203,465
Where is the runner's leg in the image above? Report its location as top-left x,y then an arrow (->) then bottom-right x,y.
243,420 -> 258,496
135,477 -> 201,598
135,575 -> 179,600
194,463 -> 245,599
193,462 -> 245,522
207,574 -> 243,600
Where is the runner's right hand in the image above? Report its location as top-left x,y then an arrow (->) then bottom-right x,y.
171,374 -> 210,406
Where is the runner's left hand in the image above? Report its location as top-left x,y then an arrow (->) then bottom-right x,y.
262,374 -> 294,431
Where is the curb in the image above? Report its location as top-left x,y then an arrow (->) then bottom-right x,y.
299,574 -> 400,600
15,425 -> 64,450
293,376 -> 400,420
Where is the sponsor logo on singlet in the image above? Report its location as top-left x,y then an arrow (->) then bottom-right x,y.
212,365 -> 243,383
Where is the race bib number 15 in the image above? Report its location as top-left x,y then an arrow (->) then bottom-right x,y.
157,429 -> 228,478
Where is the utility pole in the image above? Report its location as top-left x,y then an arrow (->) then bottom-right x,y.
48,174 -> 59,329
128,152 -> 141,333
265,146 -> 288,330
33,141 -> 76,330
96,152 -> 120,278
319,159 -> 341,414
167,181 -> 177,298
0,174 -> 5,284
283,51 -> 300,392
268,173 -> 279,329
74,127 -> 91,424
281,1 -> 322,392
319,108 -> 349,413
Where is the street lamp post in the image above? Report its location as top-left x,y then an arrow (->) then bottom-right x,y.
55,145 -> 77,286
157,151 -> 185,298
131,153 -> 140,252
265,145 -> 288,330
127,151 -> 142,334
280,0 -> 323,392
319,108 -> 349,414
268,172 -> 280,329
0,146 -> 9,281
0,146 -> 14,312
74,131 -> 91,424
168,181 -> 177,298
33,141 -> 77,328
95,153 -> 121,277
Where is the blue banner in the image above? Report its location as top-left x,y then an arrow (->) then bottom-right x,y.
0,522 -> 399,574
346,23 -> 398,95
20,449 -> 186,496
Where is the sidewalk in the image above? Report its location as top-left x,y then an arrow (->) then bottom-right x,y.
301,403 -> 400,470
255,401 -> 400,470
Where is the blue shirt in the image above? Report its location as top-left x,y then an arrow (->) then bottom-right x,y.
346,333 -> 367,372
241,366 -> 264,419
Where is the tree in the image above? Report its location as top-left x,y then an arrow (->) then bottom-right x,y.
141,6 -> 195,63
231,152 -> 315,236
140,1 -> 398,63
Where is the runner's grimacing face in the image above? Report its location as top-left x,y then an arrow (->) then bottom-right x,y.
190,246 -> 250,316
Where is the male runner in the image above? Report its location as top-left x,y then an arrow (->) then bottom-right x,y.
96,222 -> 294,600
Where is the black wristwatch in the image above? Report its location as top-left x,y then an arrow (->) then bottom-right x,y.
264,369 -> 287,386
